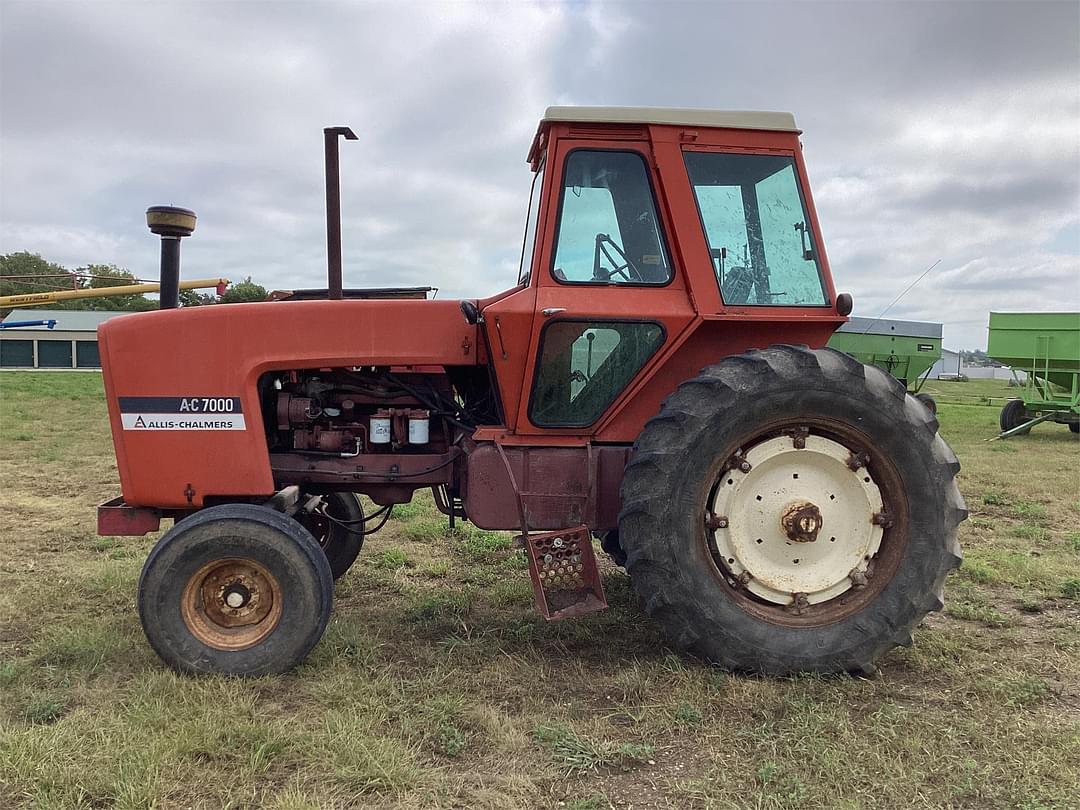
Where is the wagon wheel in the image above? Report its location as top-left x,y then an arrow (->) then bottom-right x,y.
999,399 -> 1030,435
618,345 -> 965,674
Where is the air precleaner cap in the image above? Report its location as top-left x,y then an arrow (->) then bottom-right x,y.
146,205 -> 197,238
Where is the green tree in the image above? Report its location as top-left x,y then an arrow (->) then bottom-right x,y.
179,288 -> 219,307
219,277 -> 268,304
1,252 -> 77,311
1,253 -> 157,314
77,264 -> 156,312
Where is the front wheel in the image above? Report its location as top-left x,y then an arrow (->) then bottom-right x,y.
138,503 -> 333,675
619,346 -> 965,675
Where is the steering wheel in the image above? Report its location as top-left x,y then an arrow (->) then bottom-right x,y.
592,233 -> 644,282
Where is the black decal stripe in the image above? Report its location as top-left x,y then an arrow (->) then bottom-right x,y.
118,397 -> 243,413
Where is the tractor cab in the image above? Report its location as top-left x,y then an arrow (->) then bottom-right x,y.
477,107 -> 845,440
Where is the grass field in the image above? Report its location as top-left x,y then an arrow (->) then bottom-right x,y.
1,371 -> 1078,809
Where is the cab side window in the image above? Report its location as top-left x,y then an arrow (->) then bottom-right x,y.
552,151 -> 671,285
530,320 -> 665,427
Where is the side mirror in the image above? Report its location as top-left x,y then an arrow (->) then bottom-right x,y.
836,293 -> 853,316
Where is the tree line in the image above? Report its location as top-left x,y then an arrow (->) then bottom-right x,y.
0,251 -> 268,316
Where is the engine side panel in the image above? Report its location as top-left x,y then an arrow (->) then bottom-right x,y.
100,299 -> 478,508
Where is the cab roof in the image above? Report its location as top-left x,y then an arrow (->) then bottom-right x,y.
542,106 -> 798,132
529,106 -> 800,166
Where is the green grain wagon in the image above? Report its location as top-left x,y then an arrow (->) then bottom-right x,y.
827,317 -> 942,413
987,311 -> 1080,437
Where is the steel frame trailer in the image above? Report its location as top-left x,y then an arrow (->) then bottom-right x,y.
827,317 -> 942,413
987,312 -> 1080,438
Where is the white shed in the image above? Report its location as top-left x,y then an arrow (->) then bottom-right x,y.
0,309 -> 129,370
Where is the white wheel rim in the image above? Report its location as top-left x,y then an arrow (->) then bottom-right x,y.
710,434 -> 884,606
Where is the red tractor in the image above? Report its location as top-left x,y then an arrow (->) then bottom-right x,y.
98,108 -> 965,677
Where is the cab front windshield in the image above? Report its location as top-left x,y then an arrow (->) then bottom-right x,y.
684,152 -> 828,306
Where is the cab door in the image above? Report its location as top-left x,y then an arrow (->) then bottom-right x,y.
514,137 -> 695,436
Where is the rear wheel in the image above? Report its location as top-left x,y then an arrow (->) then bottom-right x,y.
1069,422 -> 1078,434
296,493 -> 365,579
597,530 -> 627,567
138,503 -> 333,675
619,345 -> 965,675
999,398 -> 1030,434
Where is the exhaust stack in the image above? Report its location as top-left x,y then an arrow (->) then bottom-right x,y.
146,205 -> 197,310
324,127 -> 357,300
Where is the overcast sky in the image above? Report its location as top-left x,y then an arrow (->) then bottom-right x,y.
2,0 -> 1077,349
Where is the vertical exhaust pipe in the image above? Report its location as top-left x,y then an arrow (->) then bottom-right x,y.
146,206 -> 197,309
324,126 -> 357,300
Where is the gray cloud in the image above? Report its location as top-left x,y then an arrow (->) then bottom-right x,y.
2,0 -> 1077,350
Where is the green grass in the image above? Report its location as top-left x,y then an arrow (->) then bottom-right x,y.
370,547 -> 413,569
1,371 -> 1078,808
532,724 -> 653,774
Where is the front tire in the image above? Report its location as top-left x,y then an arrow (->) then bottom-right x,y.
138,503 -> 334,676
618,346 -> 965,675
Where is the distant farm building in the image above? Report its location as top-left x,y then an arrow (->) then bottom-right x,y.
0,309 -> 128,370
929,348 -> 962,379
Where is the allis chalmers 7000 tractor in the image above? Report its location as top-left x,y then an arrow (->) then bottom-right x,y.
97,108 -> 965,677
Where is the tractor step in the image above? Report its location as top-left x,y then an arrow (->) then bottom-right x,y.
521,526 -> 607,621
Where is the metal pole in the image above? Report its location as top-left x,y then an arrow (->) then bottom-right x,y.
324,126 -> 358,300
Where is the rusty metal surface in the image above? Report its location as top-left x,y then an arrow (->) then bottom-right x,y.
463,443 -> 629,531
523,525 -> 607,620
781,501 -> 823,544
96,496 -> 183,536
270,451 -> 456,486
180,557 -> 283,651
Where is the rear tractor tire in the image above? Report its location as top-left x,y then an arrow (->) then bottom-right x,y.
296,492 -> 365,579
914,392 -> 937,415
618,345 -> 965,675
138,503 -> 334,676
597,530 -> 627,567
999,398 -> 1030,435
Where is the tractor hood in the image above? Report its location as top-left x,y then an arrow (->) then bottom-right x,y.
98,298 -> 478,507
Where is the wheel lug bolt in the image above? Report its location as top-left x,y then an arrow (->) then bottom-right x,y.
706,514 -> 728,530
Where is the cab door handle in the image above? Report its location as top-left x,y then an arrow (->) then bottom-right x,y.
542,308 -> 566,317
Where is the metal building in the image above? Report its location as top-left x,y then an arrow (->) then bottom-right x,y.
0,309 -> 128,370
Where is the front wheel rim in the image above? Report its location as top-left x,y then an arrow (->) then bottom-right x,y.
181,557 -> 283,650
